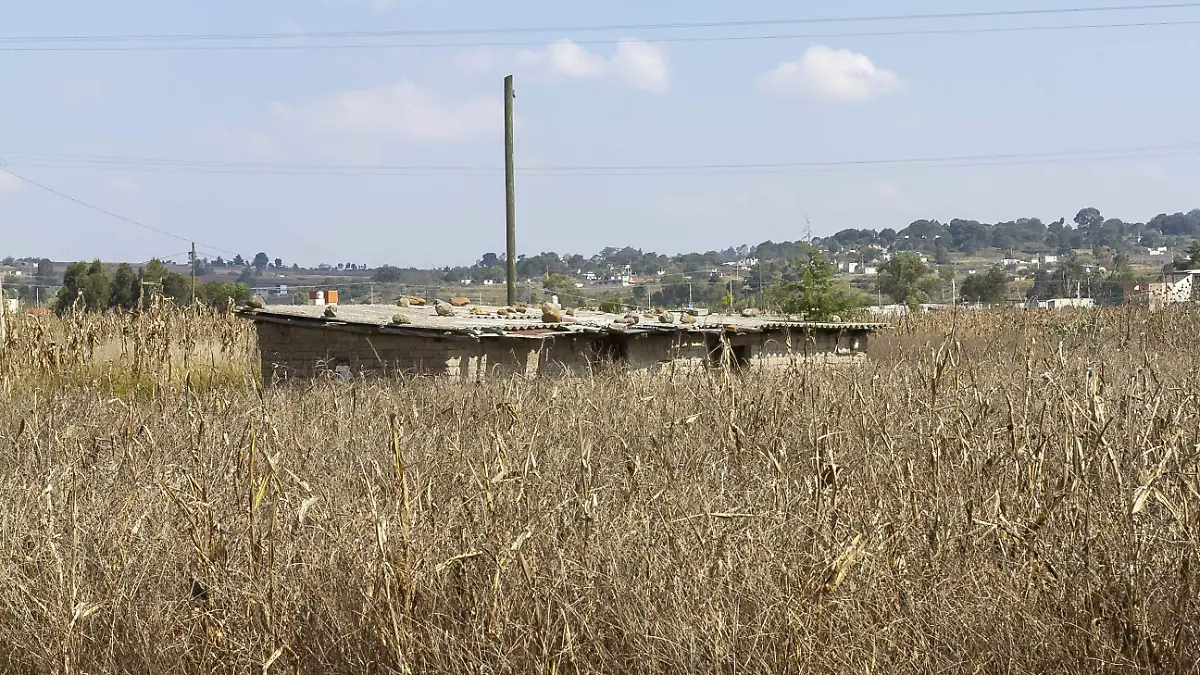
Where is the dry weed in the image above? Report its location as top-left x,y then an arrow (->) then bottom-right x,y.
0,306 -> 1197,673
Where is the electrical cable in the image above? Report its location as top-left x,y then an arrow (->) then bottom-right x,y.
0,167 -> 239,255
4,2 -> 1199,43
4,142 -> 1200,177
3,18 -> 1200,51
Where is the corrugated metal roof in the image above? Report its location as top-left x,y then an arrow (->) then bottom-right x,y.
237,303 -> 887,339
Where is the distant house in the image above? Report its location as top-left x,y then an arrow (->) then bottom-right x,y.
482,279 -> 496,286
1148,269 -> 1200,309
722,258 -> 760,268
1039,254 -> 1059,265
862,266 -> 878,276
1047,298 -> 1095,309
460,279 -> 474,286
1148,246 -> 1169,257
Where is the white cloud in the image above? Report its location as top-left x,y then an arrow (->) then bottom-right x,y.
472,39 -> 670,93
269,80 -> 499,142
55,79 -> 107,107
759,45 -> 901,102
517,39 -> 607,78
611,40 -> 671,93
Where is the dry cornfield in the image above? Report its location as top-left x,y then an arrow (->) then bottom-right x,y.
0,306 -> 1199,673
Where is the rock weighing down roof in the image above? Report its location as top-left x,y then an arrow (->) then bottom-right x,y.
237,303 -> 887,340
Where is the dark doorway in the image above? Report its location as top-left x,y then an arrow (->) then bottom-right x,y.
706,335 -> 750,369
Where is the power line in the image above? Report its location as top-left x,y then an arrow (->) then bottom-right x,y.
0,167 -> 238,255
3,2 -> 1198,43
4,142 -> 1200,176
4,18 -> 1200,51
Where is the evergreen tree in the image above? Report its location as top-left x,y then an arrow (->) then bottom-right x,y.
768,244 -> 864,320
109,263 -> 137,310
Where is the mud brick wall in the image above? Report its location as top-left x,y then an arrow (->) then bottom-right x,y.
253,322 -> 872,384
255,322 -> 543,383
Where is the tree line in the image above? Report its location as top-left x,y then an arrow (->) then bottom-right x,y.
822,207 -> 1199,259
53,259 -> 251,314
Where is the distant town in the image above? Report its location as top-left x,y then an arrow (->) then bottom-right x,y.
5,206 -> 1200,316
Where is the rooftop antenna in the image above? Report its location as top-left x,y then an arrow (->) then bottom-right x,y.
803,215 -> 813,243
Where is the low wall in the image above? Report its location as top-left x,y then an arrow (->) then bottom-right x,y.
256,322 -> 546,383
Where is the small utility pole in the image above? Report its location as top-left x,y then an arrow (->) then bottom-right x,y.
0,272 -> 6,344
504,74 -> 518,307
190,242 -> 197,306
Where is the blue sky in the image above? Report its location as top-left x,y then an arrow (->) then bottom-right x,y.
2,0 -> 1200,266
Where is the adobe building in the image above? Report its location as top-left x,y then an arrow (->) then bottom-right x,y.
237,303 -> 886,384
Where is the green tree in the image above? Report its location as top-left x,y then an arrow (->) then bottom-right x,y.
1109,252 -> 1135,283
373,265 -> 402,283
876,253 -> 934,306
36,258 -> 56,284
599,297 -> 624,313
54,260 -> 111,314
252,252 -> 270,272
54,262 -> 86,313
960,265 -> 1009,304
160,272 -> 190,302
768,245 -> 864,320
544,273 -> 583,305
1186,241 -> 1200,268
108,263 -> 138,310
197,281 -> 252,309
142,258 -> 168,284
82,260 -> 111,312
1074,207 -> 1103,232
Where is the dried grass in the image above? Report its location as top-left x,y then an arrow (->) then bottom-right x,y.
0,306 -> 1198,673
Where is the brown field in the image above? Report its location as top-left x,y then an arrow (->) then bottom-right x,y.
1,306 -> 1198,673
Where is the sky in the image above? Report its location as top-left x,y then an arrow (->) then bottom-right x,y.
2,0 -> 1200,267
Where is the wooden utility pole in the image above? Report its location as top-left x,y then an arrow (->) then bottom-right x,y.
190,242 -> 197,306
0,272 -> 6,345
504,74 -> 517,307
